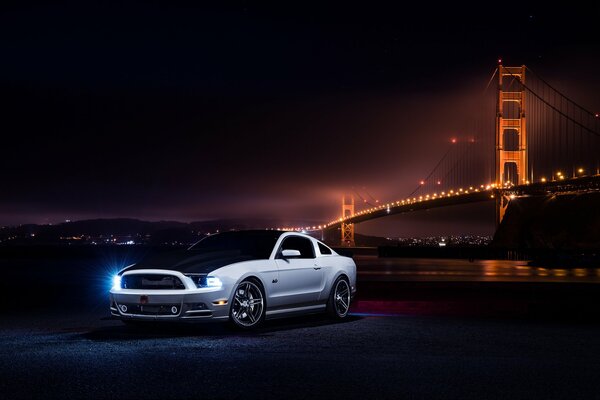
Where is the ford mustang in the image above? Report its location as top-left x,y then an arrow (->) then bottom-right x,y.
109,230 -> 357,329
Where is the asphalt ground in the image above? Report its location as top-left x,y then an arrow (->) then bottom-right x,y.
2,309 -> 600,399
2,248 -> 600,399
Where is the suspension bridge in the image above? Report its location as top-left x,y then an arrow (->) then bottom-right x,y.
322,64 -> 600,246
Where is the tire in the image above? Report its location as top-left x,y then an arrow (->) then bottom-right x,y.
229,279 -> 266,330
327,276 -> 351,319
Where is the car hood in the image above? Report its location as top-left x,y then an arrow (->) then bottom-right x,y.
122,250 -> 260,274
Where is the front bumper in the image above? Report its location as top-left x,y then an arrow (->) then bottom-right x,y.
109,289 -> 230,322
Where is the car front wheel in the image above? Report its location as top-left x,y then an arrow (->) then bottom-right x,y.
229,279 -> 266,330
327,276 -> 351,319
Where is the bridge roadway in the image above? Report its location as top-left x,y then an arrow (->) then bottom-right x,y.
328,174 -> 600,227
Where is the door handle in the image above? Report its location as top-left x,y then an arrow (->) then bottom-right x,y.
313,265 -> 321,270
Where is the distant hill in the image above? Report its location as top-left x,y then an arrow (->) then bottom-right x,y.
0,218 -> 280,245
0,217 -> 391,247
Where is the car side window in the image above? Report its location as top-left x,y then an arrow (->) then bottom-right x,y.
318,242 -> 332,255
280,236 -> 315,259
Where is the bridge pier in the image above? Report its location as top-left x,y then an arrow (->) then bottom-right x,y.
341,195 -> 355,246
495,192 -> 511,226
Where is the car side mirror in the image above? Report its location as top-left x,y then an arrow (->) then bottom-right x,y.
281,249 -> 301,258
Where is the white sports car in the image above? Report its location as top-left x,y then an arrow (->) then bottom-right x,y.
110,230 -> 357,329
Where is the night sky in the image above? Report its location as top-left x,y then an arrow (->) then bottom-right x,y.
2,2 -> 599,236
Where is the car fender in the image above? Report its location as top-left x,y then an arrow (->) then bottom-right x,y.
209,260 -> 275,305
321,257 -> 356,299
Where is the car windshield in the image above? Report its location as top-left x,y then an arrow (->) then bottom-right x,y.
188,230 -> 284,259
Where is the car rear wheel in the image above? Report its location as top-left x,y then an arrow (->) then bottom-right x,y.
229,279 -> 266,330
327,276 -> 351,319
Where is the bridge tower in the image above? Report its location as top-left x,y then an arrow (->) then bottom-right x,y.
496,65 -> 528,187
341,195 -> 355,247
496,65 -> 528,224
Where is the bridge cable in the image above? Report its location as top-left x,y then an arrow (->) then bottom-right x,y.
503,70 -> 600,138
406,146 -> 454,198
352,188 -> 376,208
405,67 -> 501,199
526,66 -> 598,117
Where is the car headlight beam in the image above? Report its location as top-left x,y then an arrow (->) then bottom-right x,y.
112,275 -> 122,291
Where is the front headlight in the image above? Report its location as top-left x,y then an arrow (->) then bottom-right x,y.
112,275 -> 122,291
190,275 -> 223,289
206,276 -> 223,288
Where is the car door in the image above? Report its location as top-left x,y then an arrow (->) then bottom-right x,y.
315,241 -> 336,301
270,235 -> 323,308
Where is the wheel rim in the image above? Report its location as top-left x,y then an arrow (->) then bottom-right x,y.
334,279 -> 351,317
231,281 -> 264,327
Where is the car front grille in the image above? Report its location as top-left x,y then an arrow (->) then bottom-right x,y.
121,274 -> 185,290
117,303 -> 181,316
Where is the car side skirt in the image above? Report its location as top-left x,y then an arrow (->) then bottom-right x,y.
265,303 -> 327,319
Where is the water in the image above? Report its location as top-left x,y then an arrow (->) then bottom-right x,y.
355,255 -> 600,283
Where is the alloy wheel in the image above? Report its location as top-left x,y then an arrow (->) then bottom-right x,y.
231,281 -> 265,328
333,279 -> 351,317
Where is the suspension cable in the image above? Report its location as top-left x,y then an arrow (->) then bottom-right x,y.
502,69 -> 600,138
526,66 -> 598,117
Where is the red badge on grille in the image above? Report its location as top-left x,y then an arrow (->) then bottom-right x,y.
140,295 -> 149,304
